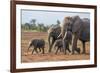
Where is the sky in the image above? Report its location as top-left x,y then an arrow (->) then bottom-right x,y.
21,9 -> 90,25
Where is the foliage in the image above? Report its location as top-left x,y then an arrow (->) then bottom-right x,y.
21,19 -> 60,32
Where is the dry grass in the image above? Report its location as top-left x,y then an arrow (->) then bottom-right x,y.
21,31 -> 90,63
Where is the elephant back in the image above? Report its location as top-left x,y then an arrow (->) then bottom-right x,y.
31,39 -> 45,48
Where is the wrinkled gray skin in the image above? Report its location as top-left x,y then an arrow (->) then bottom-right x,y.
59,16 -> 90,54
53,39 -> 63,54
53,31 -> 72,54
27,39 -> 45,54
48,26 -> 61,53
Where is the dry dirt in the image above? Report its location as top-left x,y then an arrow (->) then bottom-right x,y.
21,31 -> 90,63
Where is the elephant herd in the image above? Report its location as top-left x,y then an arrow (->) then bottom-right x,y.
27,16 -> 90,55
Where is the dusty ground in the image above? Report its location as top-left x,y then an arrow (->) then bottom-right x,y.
21,31 -> 90,63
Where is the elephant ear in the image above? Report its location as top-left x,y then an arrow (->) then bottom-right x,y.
71,16 -> 83,33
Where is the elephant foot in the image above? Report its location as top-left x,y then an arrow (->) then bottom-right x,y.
72,52 -> 75,55
48,52 -> 51,53
42,52 -> 45,54
48,49 -> 52,53
64,50 -> 67,55
64,51 -> 66,55
78,52 -> 80,54
55,53 -> 58,55
64,52 -> 66,55
82,52 -> 86,54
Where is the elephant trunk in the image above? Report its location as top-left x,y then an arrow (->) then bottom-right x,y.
48,33 -> 52,52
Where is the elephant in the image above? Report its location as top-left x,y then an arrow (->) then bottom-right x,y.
27,39 -> 45,54
48,25 -> 61,53
53,39 -> 64,54
53,30 -> 72,54
53,39 -> 71,54
58,16 -> 90,54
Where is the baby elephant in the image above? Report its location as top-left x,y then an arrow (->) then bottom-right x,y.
54,30 -> 72,54
53,39 -> 63,54
27,39 -> 45,54
53,39 -> 71,54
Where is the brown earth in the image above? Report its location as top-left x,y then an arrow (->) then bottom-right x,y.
21,31 -> 90,63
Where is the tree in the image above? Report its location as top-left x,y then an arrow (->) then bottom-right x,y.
30,19 -> 36,30
30,19 -> 36,26
24,23 -> 30,30
38,23 -> 44,32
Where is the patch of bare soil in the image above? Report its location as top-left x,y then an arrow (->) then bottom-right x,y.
21,31 -> 90,63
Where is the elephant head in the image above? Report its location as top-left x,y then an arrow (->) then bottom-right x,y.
62,16 -> 83,34
60,16 -> 73,37
48,26 -> 61,53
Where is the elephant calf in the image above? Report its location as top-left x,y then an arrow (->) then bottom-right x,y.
53,30 -> 72,54
27,39 -> 45,54
53,39 -> 63,54
54,39 -> 71,54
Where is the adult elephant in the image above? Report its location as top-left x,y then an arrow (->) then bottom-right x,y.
58,16 -> 90,54
48,26 -> 61,53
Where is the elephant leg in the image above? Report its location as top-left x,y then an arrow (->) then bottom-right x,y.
42,47 -> 44,54
72,34 -> 78,54
27,44 -> 32,53
39,48 -> 41,52
64,48 -> 67,55
48,34 -> 52,52
32,48 -> 35,54
62,40 -> 66,54
55,47 -> 59,54
35,48 -> 38,54
67,45 -> 71,53
27,46 -> 30,53
60,47 -> 63,52
82,41 -> 86,54
49,38 -> 55,53
48,34 -> 55,53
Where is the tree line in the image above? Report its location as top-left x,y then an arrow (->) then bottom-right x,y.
21,19 -> 60,32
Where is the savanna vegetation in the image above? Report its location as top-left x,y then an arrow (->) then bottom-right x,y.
21,19 -> 61,32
